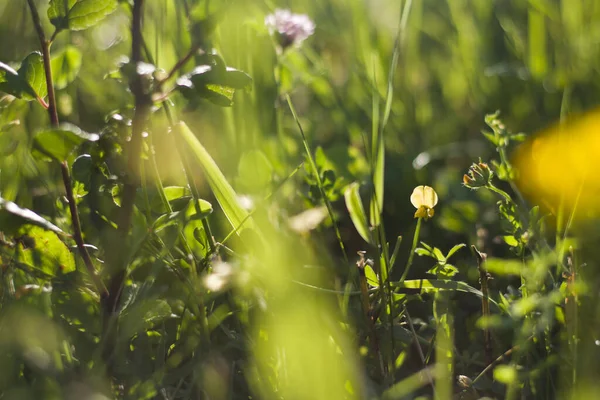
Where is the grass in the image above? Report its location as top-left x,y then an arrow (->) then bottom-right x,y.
0,0 -> 599,399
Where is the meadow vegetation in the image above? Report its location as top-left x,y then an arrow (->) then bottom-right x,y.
1,0 -> 600,399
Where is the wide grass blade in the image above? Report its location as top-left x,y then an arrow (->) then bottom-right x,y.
174,121 -> 253,234
344,182 -> 373,245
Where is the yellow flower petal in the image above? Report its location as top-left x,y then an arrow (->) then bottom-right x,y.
414,206 -> 429,219
513,107 -> 600,219
410,185 -> 439,209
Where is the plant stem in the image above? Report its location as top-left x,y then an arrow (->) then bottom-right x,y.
103,0 -> 152,319
473,245 -> 493,368
400,217 -> 422,282
26,0 -> 107,298
160,45 -> 203,86
487,184 -> 512,203
285,94 -> 349,266
60,162 -> 108,296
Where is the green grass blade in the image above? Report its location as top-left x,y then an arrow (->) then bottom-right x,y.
174,121 -> 253,234
393,279 -> 499,307
344,182 -> 373,245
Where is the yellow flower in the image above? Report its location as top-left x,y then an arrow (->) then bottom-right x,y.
410,185 -> 438,219
512,107 -> 600,219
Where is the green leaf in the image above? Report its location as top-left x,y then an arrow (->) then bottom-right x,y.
0,53 -> 47,102
0,62 -> 29,98
176,63 -> 252,108
364,265 -> 379,287
18,52 -> 48,101
72,154 -> 93,187
0,197 -> 64,235
33,123 -> 99,162
174,122 -> 253,234
51,45 -> 82,89
222,67 -> 253,89
186,198 -> 213,220
484,258 -> 523,276
414,247 -> 433,257
48,0 -> 77,30
149,186 -> 190,212
344,183 -> 372,245
432,247 -> 445,262
14,225 -> 76,276
67,0 -> 118,31
494,365 -> 517,384
503,235 -> 519,247
445,243 -> 466,259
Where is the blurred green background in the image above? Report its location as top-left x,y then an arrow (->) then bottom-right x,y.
1,0 -> 600,398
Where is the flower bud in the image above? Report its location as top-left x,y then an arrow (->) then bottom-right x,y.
463,161 -> 493,189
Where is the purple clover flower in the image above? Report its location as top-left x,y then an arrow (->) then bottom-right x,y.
265,9 -> 315,51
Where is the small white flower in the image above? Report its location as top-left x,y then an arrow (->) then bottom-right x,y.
265,9 -> 315,50
204,262 -> 234,292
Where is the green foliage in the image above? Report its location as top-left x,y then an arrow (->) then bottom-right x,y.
48,0 -> 118,32
33,123 -> 99,162
14,225 -> 76,276
0,197 -> 64,235
0,52 -> 46,101
344,182 -> 373,245
0,0 -> 599,398
51,45 -> 82,90
174,121 -> 253,234
176,54 -> 253,107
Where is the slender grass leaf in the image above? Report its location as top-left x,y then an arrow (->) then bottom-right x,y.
382,367 -> 436,399
344,182 -> 372,244
174,122 -> 252,233
33,123 -> 99,162
446,243 -> 466,259
484,258 -> 524,276
393,279 -> 499,307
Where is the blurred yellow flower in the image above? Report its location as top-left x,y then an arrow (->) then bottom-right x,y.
513,108 -> 600,219
410,185 -> 438,219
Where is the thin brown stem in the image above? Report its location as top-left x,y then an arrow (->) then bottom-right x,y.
160,45 -> 203,86
26,0 -> 58,126
103,0 -> 152,314
61,162 -> 108,296
27,0 -> 107,298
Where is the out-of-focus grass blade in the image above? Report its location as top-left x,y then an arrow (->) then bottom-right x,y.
434,291 -> 453,400
393,279 -> 499,307
344,183 -> 373,245
369,69 -> 384,227
382,366 -> 436,399
174,121 -> 253,234
528,9 -> 547,79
